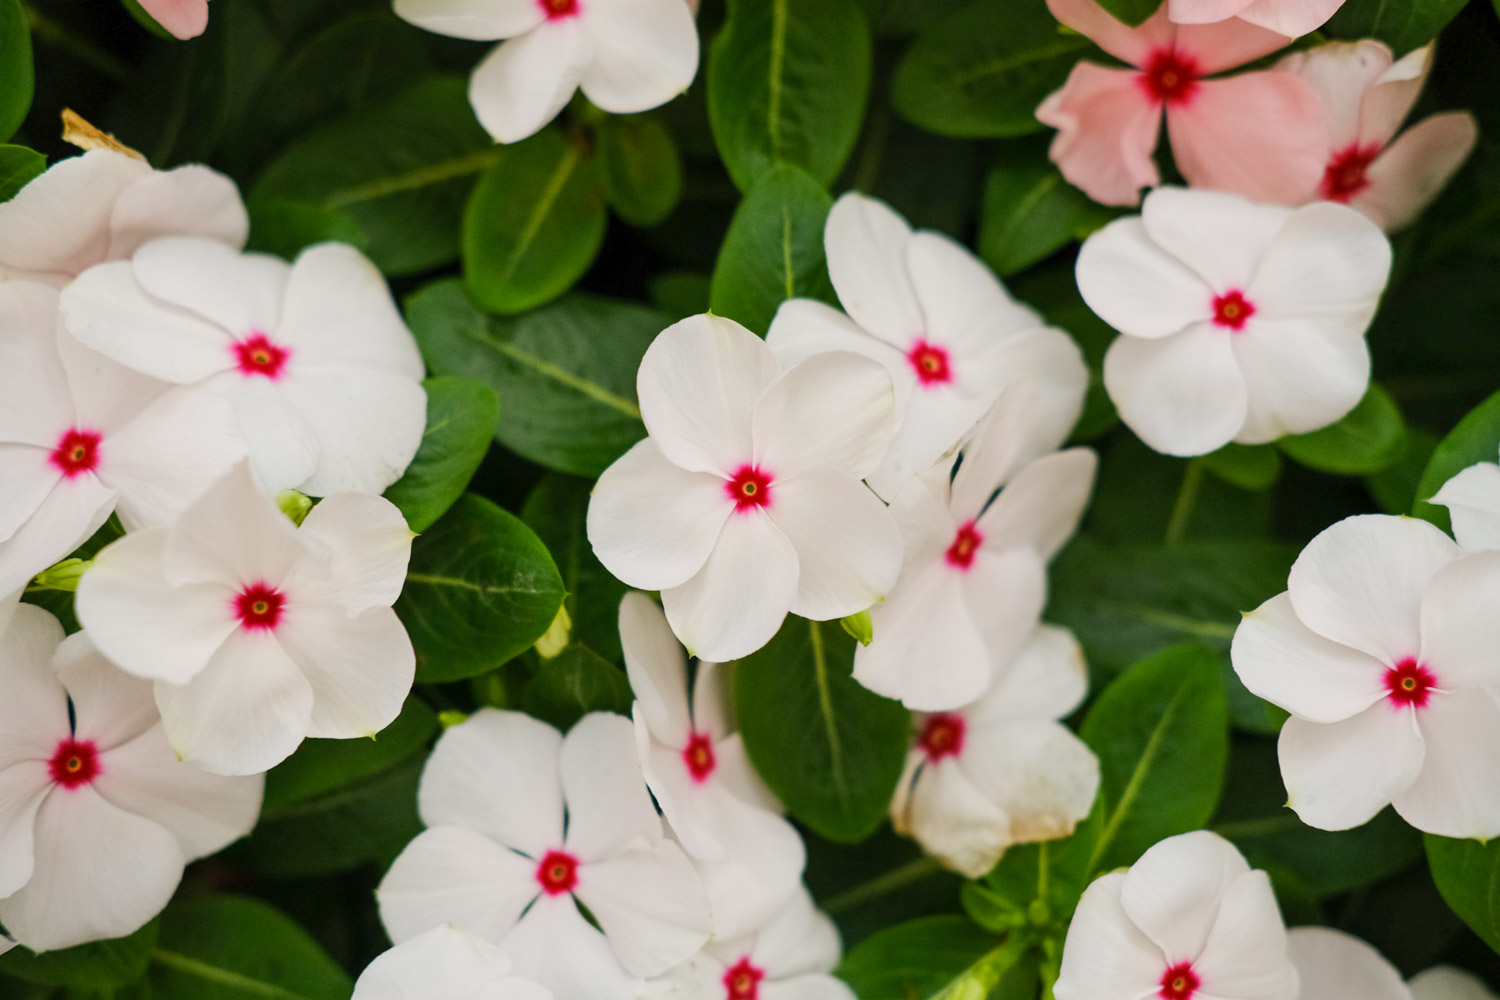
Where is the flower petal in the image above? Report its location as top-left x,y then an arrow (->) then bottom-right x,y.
500,894 -> 639,1000
561,712 -> 663,862
1231,592 -> 1388,724
960,546 -> 1049,681
979,449 -> 1097,562
1036,62 -> 1163,209
131,237 -> 288,337
0,765 -> 48,899
220,376 -> 322,493
1045,0 -> 1169,65
1230,316 -> 1371,444
0,151 -> 150,280
378,825 -> 541,944
751,887 -> 843,978
1416,551 -> 1500,689
690,660 -> 733,744
53,631 -> 158,752
0,473 -> 117,598
1275,40 -> 1396,150
1192,871 -> 1298,1000
1234,0 -> 1346,37
1076,217 -> 1213,340
752,352 -> 896,480
1053,872 -> 1173,1000
1359,113 -> 1478,234
109,163 -> 247,257
1286,927 -> 1408,1000
1359,44 -> 1433,148
276,243 -> 425,379
393,0 -> 545,39
137,0 -> 208,39
1396,688 -> 1500,839
893,755 -> 1012,879
352,925 -> 518,1000
1409,966 -> 1500,1000
1279,704 -> 1425,831
1120,830 -> 1251,963
960,720 -> 1100,846
580,0 -> 701,114
469,24 -> 591,144
672,788 -> 805,941
1429,462 -> 1500,554
1167,0 -> 1254,25
766,470 -> 902,621
0,603 -> 69,761
1102,323 -> 1249,457
293,492 -> 413,611
575,841 -> 712,976
1246,202 -> 1392,339
948,384 -> 1040,523
906,231 -> 1045,356
865,385 -> 994,503
823,194 -> 924,350
279,605 -> 414,740
277,368 -> 427,496
0,283 -> 75,448
1139,187 -> 1292,296
621,592 -> 692,748
160,459 -> 312,590
968,624 -> 1090,727
1175,18 -> 1299,75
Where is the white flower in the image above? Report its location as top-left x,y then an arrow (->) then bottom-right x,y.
586,314 -> 902,662
1076,186 -> 1392,456
1231,514 -> 1500,839
890,625 -> 1099,878
394,0 -> 699,144
644,888 -> 855,1000
1411,968 -> 1500,1000
1430,460 -> 1500,553
854,385 -> 1097,710
1053,830 -> 1298,1000
0,606 -> 262,952
60,238 -> 427,495
377,710 -> 712,1000
0,282 -> 245,597
767,193 -> 1089,501
74,461 -> 416,776
353,926 -> 553,1000
0,149 -> 247,285
1286,927 -> 1409,1000
620,592 -> 804,939
1167,0 -> 1345,36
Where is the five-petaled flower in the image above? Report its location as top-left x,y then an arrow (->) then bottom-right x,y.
351,925 -> 553,1000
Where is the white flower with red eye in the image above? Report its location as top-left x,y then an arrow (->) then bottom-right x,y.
352,926 -> 553,1000
0,607 -> 262,953
1431,461 -> 1500,555
1411,967 -> 1500,1000
1166,0 -> 1345,38
586,313 -> 903,663
0,282 -> 246,597
1286,927 -> 1411,1000
377,710 -> 712,1000
890,625 -> 1099,879
620,592 -> 804,940
1275,41 -> 1477,233
1053,831 -> 1298,1000
393,0 -> 699,145
0,149 -> 245,286
644,888 -> 855,1000
853,385 -> 1097,710
1232,514 -> 1500,838
59,237 -> 427,496
73,460 -> 416,776
1076,186 -> 1391,457
766,193 -> 1089,503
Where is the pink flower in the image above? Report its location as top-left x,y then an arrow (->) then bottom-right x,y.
1276,41 -> 1478,232
1168,0 -> 1345,38
139,0 -> 209,40
1036,0 -> 1327,207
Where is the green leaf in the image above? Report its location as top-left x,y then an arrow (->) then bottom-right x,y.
710,163 -> 835,335
707,0 -> 874,192
520,474 -> 629,662
407,280 -> 662,478
1413,387 -> 1500,533
978,160 -> 1113,277
253,77 -> 497,276
463,127 -> 607,315
1427,834 -> 1500,956
0,144 -> 44,202
0,921 -> 157,989
981,797 -> 1105,930
835,915 -> 996,1000
1278,383 -> 1407,476
1326,0 -> 1470,54
245,195 -> 370,260
397,494 -> 566,683
0,0 -> 32,143
1095,0 -> 1163,27
521,642 -> 633,731
1201,443 -> 1282,492
736,617 -> 910,842
1078,644 -> 1230,872
383,377 -> 500,533
597,113 -> 683,227
891,0 -> 1090,139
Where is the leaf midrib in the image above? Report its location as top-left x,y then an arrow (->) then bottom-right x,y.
151,949 -> 335,999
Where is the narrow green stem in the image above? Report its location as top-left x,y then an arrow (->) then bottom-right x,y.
1164,458 -> 1205,546
821,856 -> 943,915
24,5 -> 135,84
1212,814 -> 1303,840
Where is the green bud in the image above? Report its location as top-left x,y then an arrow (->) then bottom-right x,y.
30,558 -> 90,592
438,710 -> 469,729
276,490 -> 313,526
840,609 -> 874,646
535,604 -> 572,659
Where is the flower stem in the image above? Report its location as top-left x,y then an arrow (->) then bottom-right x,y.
820,856 -> 944,915
1164,458 -> 1204,546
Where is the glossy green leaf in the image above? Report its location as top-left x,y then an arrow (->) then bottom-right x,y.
463,127 -> 607,315
245,195 -> 369,260
0,144 -> 43,202
708,0 -> 873,191
1201,443 -> 1282,492
520,474 -> 629,662
597,113 -> 683,227
0,920 -> 157,988
1326,0 -> 1470,54
407,280 -> 661,478
835,915 -> 996,1000
1427,834 -> 1500,956
522,642 -> 633,731
710,163 -> 835,334
0,0 -> 32,144
1096,0 -> 1163,27
854,0 -> 974,35
383,377 -> 500,532
1278,383 -> 1407,476
1078,644 -> 1230,872
397,494 -> 566,683
892,0 -> 1090,139
736,617 -> 910,842
1413,387 -> 1500,533
978,160 -> 1114,277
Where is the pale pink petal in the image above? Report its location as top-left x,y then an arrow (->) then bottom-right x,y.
1275,41 -> 1395,150
0,766 -> 49,898
1120,830 -> 1251,963
53,631 -> 158,751
576,842 -> 713,976
893,756 -> 1012,879
0,151 -> 150,280
1230,316 -> 1371,444
906,231 -> 1046,355
766,471 -> 902,621
966,623 -> 1090,727
580,0 -> 701,114
109,163 -> 248,257
1036,62 -> 1163,209
1176,18 -> 1299,74
1358,113 -> 1478,233
823,194 -> 925,350
1359,45 -> 1433,149
278,605 -> 414,739
1279,705 -> 1425,830
1102,323 -> 1249,457
1246,202 -> 1392,338
1167,0 -> 1254,25
1396,689 -> 1500,839
352,925 -> 520,1000
277,368 -> 427,496
621,593 -> 692,748
978,449 -> 1097,561
751,888 -> 843,977
1287,927 -> 1409,1000
276,244 -> 425,379
1429,462 -> 1500,554
160,459 -> 313,589
960,720 -> 1100,846
469,23 -> 591,144
0,473 -> 117,598
561,712 -> 663,862
1286,514 -> 1458,665
1054,873 -> 1166,1000
1075,217 -> 1213,340
218,376 -> 321,493
1045,0 -> 1173,65
1231,592 -> 1387,724
1409,967 -> 1500,1000
1192,872 -> 1298,1000
751,352 -> 896,480
500,895 -> 639,1000
661,511 -> 798,662
1418,552 -> 1500,689
138,0 -> 208,38
292,492 -> 413,611
1234,0 -> 1347,37
378,825 -> 541,944
393,0 -> 546,40
1139,187 -> 1292,295
130,237 -> 287,343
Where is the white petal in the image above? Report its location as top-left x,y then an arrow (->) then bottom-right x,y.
1286,514 -> 1458,665
1054,872 -> 1172,1000
131,237 -> 289,336
712,732 -> 783,815
108,163 -> 249,259
161,459 -> 313,588
767,471 -> 902,621
278,368 -> 428,496
1193,872 -> 1298,1000
1247,203 -> 1393,340
907,231 -> 1045,356
752,352 -> 896,480
960,720 -> 1099,846
0,765 -> 49,899
968,624 -> 1089,727
894,756 -> 1012,879
1120,830 -> 1251,964
691,661 -> 734,744
469,24 -> 590,144
393,0 -> 545,39
751,887 -> 842,977
761,977 -> 859,1000
561,712 -> 662,862
1286,927 -> 1408,1000
765,299 -> 907,384
1231,592 -> 1388,724
963,545 -> 1049,677
55,327 -> 167,439
1417,551 -> 1500,689
964,326 -> 1089,456
1102,324 -> 1248,458
1230,317 -> 1372,445
378,825 -> 541,945
1396,688 -> 1500,840
0,150 -> 151,279
0,283 -> 77,447
0,473 -> 117,598
0,449 -> 60,544
865,384 -> 993,503
622,593 -> 692,747
575,840 -> 712,976
417,709 -> 564,858
1076,217 -> 1214,340
823,194 -> 924,350
1430,463 -> 1500,554
580,0 -> 700,114
1409,967 -> 1500,1000
661,511 -> 798,662
352,925 -> 520,1000
293,492 -> 413,612
1139,187 -> 1291,296
277,243 -> 425,379
278,605 -> 414,739
1279,705 -> 1425,831
53,631 -> 158,751
220,375 -> 321,493
499,895 -> 639,1000
0,604 -> 70,760
978,449 -> 1096,562
677,795 -> 805,941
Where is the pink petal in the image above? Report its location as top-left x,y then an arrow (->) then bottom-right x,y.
1037,62 -> 1163,208
1175,18 -> 1298,75
1167,0 -> 1254,25
1357,112 -> 1478,233
1236,0 -> 1347,37
1045,0 -> 1174,66
1276,40 -> 1398,151
138,0 -> 209,39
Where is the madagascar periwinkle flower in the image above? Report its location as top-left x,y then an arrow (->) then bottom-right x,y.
352,926 -> 553,1000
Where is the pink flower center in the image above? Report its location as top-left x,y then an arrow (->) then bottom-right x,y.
234,583 -> 285,630
49,428 -> 102,478
538,0 -> 580,18
726,465 -> 774,511
1320,144 -> 1380,203
1211,290 -> 1255,331
1159,962 -> 1200,1000
233,333 -> 290,379
723,957 -> 764,1000
1385,657 -> 1437,709
918,713 -> 966,762
48,738 -> 101,789
907,340 -> 952,386
945,522 -> 984,570
535,850 -> 579,895
683,732 -> 716,782
1140,49 -> 1202,106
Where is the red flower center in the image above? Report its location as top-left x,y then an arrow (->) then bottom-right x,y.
535,850 -> 579,895
233,333 -> 290,379
234,583 -> 286,630
907,340 -> 952,386
723,957 -> 764,1000
1140,49 -> 1202,106
49,428 -> 102,478
538,0 -> 580,17
1159,962 -> 1200,1000
945,522 -> 984,570
918,713 -> 966,762
683,732 -> 716,782
1211,290 -> 1255,332
1385,657 -> 1437,709
48,738 -> 101,789
1320,144 -> 1381,203
726,465 -> 774,511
